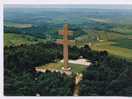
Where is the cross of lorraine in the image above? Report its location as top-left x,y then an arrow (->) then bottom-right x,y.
56,24 -> 73,75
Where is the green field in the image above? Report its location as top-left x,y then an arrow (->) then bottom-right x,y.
75,28 -> 132,60
4,17 -> 132,61
112,39 -> 132,49
91,41 -> 132,60
4,33 -> 46,46
4,22 -> 32,28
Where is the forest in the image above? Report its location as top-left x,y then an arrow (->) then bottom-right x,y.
4,42 -> 132,96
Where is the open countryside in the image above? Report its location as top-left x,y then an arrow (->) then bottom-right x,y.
4,5 -> 132,96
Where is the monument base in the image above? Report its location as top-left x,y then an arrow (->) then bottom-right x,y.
62,67 -> 72,76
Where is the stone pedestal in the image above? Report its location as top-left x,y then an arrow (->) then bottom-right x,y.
62,67 -> 72,75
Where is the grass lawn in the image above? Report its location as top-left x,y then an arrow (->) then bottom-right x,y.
37,62 -> 86,74
91,41 -> 132,61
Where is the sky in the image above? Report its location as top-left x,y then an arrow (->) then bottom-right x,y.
4,4 -> 132,9
4,0 -> 132,4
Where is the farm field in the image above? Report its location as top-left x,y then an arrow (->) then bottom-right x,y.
91,41 -> 132,60
74,28 -> 132,61
4,33 -> 47,46
4,22 -> 32,28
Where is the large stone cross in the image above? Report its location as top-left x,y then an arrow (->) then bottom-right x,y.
57,24 -> 72,72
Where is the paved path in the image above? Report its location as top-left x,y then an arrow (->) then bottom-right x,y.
73,73 -> 83,96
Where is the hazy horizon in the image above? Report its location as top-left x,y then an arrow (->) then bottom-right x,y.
4,4 -> 132,9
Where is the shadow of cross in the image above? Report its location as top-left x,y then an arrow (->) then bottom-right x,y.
56,24 -> 73,72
